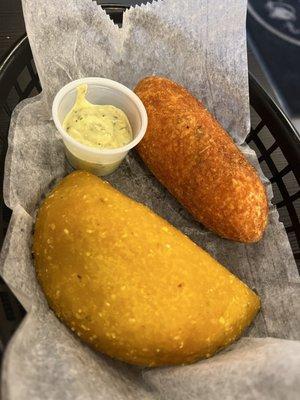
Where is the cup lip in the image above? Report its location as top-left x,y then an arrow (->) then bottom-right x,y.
52,77 -> 148,155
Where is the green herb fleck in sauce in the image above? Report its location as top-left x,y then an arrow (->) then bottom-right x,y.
63,84 -> 133,149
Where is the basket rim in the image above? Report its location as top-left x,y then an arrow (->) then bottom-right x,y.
0,9 -> 299,256
1,35 -> 299,144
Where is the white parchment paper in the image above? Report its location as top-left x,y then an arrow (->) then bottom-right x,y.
1,0 -> 300,399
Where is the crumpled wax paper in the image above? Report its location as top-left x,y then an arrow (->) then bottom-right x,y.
1,0 -> 299,399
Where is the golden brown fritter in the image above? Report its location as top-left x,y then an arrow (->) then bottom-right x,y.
134,76 -> 268,243
33,171 -> 260,367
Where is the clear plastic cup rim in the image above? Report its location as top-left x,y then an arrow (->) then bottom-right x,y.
52,77 -> 148,155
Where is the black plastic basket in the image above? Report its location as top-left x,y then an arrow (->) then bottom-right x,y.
0,3 -> 299,363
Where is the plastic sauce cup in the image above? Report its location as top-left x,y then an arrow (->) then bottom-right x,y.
52,77 -> 148,176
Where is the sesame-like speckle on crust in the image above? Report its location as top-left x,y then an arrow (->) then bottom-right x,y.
33,171 -> 260,367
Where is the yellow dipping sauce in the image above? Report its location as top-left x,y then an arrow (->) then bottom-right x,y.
63,84 -> 133,149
